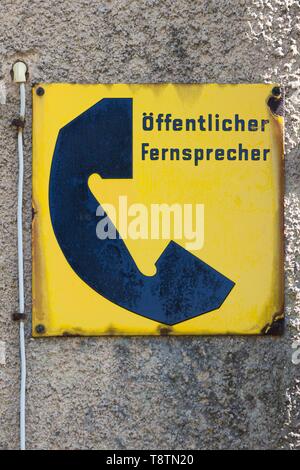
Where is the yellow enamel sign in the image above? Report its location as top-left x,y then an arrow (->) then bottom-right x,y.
32,84 -> 284,336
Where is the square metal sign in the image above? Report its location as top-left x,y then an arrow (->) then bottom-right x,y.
32,84 -> 284,336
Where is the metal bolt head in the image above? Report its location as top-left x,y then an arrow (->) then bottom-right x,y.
35,324 -> 46,334
272,86 -> 281,97
36,87 -> 45,96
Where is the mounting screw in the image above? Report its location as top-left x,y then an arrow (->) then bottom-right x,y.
272,86 -> 281,97
36,87 -> 45,96
35,324 -> 46,334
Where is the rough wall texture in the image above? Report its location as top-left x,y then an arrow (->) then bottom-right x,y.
0,0 -> 299,450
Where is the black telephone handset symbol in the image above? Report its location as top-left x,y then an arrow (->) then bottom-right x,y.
49,98 -> 234,325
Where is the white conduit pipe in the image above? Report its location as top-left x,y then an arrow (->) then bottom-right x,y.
12,62 -> 28,451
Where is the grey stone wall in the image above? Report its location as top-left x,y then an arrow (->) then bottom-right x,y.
0,0 -> 299,450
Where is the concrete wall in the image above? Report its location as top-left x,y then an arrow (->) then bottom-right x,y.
0,0 -> 299,450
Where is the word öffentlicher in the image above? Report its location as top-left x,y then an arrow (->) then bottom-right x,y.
141,113 -> 271,166
142,113 -> 270,132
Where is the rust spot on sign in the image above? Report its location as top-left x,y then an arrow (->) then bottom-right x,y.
261,315 -> 285,336
158,325 -> 173,335
267,87 -> 284,117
